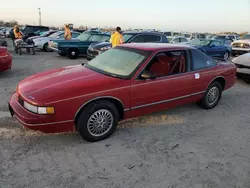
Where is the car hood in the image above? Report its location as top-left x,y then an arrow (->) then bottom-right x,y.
18,64 -> 128,105
232,53 -> 250,66
233,39 -> 250,44
28,36 -> 41,40
91,42 -> 111,50
50,38 -> 80,43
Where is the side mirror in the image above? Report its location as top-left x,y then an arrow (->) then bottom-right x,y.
141,72 -> 156,80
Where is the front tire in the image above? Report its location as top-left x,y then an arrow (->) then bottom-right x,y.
43,43 -> 51,52
67,48 -> 79,59
76,101 -> 119,142
223,51 -> 229,60
244,79 -> 250,84
198,81 -> 222,109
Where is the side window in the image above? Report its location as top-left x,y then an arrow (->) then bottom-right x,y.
143,35 -> 161,42
172,38 -> 179,44
141,50 -> 187,78
191,49 -> 217,70
210,41 -> 220,46
24,26 -> 33,33
72,33 -> 79,38
181,38 -> 188,42
130,35 -> 145,43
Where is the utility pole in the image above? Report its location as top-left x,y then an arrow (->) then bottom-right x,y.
38,8 -> 41,25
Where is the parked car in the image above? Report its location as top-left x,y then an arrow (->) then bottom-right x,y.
167,36 -> 189,44
232,53 -> 250,84
190,33 -> 206,40
33,31 -> 80,52
87,31 -> 168,60
8,43 -> 236,142
0,47 -> 12,72
231,34 -> 250,56
189,39 -> 232,60
0,38 -> 7,47
226,34 -> 240,41
21,25 -> 49,38
26,30 -> 57,43
5,28 -> 12,38
49,32 -> 110,59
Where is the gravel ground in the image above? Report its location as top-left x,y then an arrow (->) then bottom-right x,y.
0,40 -> 250,188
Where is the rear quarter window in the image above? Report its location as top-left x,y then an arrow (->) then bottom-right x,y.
191,49 -> 217,70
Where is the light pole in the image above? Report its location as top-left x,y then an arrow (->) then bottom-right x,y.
38,8 -> 41,25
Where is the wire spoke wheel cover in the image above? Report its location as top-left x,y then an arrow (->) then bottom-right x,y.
87,109 -> 114,137
206,86 -> 219,106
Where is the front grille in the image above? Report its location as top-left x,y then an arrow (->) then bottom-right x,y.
233,43 -> 250,48
87,49 -> 99,56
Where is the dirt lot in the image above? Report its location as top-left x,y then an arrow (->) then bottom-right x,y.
0,40 -> 250,188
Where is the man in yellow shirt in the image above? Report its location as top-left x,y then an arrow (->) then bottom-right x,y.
110,27 -> 123,47
64,24 -> 72,40
13,25 -> 23,39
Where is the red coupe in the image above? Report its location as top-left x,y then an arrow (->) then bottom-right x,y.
0,47 -> 12,72
9,43 -> 236,142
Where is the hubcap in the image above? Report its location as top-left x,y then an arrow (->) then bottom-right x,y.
87,109 -> 113,137
224,52 -> 229,60
206,86 -> 219,106
71,51 -> 75,56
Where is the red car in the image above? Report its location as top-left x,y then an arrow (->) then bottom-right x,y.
9,43 -> 236,142
0,47 -> 12,72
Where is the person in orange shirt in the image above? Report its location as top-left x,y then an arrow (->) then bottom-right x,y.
64,24 -> 72,40
13,25 -> 23,39
110,27 -> 123,47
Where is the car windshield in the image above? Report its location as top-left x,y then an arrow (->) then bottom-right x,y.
183,34 -> 191,38
167,37 -> 174,41
215,36 -> 226,39
189,39 -> 210,46
242,34 -> 250,40
40,31 -> 50,37
48,32 -> 62,38
85,48 -> 146,78
77,32 -> 91,41
88,35 -> 110,42
122,34 -> 134,43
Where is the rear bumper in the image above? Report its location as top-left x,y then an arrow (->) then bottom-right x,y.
0,54 -> 12,72
8,92 -> 75,133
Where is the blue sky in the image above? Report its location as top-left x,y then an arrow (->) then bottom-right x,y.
0,0 -> 249,32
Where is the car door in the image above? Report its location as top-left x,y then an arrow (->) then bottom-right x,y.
206,41 -> 220,57
129,50 -> 200,118
189,49 -> 218,93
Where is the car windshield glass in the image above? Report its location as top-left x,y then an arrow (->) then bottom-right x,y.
167,37 -> 174,41
40,31 -> 50,37
77,32 -> 91,41
243,34 -> 250,40
183,34 -> 191,38
49,32 -> 62,38
88,35 -> 110,42
86,48 -> 146,77
189,39 -> 210,46
215,36 -> 226,39
122,34 -> 134,43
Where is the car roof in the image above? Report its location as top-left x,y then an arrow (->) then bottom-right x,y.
120,43 -> 195,51
123,31 -> 164,35
90,33 -> 110,36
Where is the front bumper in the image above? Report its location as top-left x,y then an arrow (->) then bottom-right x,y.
8,92 -> 75,133
0,54 -> 12,72
87,49 -> 101,60
49,46 -> 59,52
232,47 -> 250,54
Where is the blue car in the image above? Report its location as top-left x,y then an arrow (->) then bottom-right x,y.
190,39 -> 232,60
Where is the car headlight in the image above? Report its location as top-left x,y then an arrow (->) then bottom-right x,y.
100,46 -> 111,51
23,101 -> 55,114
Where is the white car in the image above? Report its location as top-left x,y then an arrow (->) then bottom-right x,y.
167,36 -> 189,44
231,34 -> 250,56
33,31 -> 80,52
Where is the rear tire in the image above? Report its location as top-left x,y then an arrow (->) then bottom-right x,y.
198,81 -> 222,109
68,48 -> 79,59
76,101 -> 119,142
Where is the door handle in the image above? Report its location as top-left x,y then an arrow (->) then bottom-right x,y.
194,73 -> 200,79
